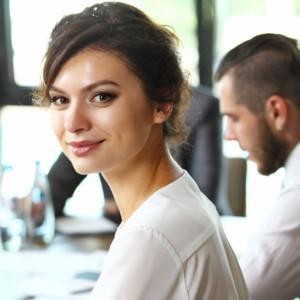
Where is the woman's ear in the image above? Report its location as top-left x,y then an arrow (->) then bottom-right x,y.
265,95 -> 288,131
153,102 -> 173,124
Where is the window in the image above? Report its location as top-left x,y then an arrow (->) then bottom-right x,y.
215,0 -> 300,64
9,0 -> 198,87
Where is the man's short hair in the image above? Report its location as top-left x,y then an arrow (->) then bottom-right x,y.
214,33 -> 300,112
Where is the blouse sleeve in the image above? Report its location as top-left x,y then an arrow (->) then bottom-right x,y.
91,225 -> 249,300
91,228 -> 184,300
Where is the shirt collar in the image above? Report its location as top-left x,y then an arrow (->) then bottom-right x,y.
283,142 -> 300,189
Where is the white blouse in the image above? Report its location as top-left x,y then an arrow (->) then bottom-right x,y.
91,171 -> 249,300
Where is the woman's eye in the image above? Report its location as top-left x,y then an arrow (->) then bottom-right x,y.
93,93 -> 114,103
49,96 -> 68,105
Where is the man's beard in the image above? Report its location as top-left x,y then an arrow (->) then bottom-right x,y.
256,120 -> 289,175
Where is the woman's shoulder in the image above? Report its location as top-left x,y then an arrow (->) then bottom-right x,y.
120,171 -> 222,262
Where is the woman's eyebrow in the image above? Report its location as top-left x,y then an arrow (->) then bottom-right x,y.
49,80 -> 120,94
81,80 -> 120,93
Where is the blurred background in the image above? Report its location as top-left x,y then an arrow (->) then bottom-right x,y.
0,0 -> 299,219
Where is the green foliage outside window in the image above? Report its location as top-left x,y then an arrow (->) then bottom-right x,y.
143,0 -> 196,49
294,0 -> 300,14
227,0 -> 265,16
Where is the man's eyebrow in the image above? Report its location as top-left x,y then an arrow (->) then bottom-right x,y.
221,112 -> 237,119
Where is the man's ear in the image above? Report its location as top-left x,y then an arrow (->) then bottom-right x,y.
153,102 -> 173,124
265,95 -> 288,131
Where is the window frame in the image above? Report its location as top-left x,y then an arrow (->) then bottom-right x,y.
0,1 -> 32,105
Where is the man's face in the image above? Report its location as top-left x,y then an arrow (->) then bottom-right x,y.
217,73 -> 288,175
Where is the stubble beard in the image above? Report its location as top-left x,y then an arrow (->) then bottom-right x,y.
256,120 -> 289,176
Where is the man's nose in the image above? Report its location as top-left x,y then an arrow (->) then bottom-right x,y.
224,119 -> 237,141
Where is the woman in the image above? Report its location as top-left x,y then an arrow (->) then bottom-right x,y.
34,2 -> 249,299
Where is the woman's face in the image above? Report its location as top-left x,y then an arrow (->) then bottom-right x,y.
49,49 -> 169,175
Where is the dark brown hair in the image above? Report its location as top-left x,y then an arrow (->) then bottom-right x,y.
214,33 -> 300,112
34,2 -> 190,145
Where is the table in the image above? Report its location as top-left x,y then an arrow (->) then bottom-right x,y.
0,220 -> 115,300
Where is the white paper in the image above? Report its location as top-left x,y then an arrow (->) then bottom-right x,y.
0,248 -> 107,300
56,216 -> 117,235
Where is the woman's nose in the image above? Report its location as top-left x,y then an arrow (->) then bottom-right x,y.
64,102 -> 91,133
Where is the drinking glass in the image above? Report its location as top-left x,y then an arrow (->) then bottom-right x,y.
0,166 -> 27,252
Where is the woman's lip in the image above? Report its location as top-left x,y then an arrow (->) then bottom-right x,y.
67,140 -> 104,156
68,140 -> 104,147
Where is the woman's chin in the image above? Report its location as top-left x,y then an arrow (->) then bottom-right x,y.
72,161 -> 100,175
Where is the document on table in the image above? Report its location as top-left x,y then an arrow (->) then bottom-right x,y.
0,248 -> 107,300
56,216 -> 117,235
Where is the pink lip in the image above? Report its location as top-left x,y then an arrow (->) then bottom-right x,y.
67,140 -> 104,157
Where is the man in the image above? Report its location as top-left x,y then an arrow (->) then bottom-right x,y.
48,85 -> 222,222
214,33 -> 300,300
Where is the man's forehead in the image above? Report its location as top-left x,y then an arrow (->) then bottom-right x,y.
219,95 -> 255,119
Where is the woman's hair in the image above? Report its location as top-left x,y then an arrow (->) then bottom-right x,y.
34,2 -> 190,145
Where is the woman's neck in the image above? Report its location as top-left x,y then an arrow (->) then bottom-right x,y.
102,144 -> 182,222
